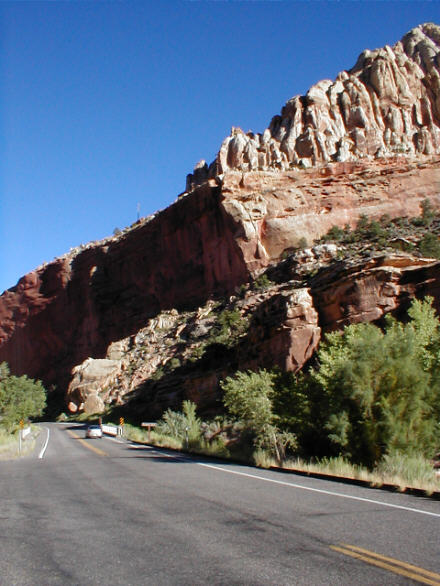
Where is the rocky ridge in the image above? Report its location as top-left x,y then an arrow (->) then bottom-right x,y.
187,23 -> 440,190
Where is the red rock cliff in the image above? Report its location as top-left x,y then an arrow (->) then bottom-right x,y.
0,184 -> 250,390
2,23 -> 440,403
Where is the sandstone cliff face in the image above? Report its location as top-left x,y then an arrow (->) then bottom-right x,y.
63,251 -> 440,417
0,185 -> 251,391
2,23 -> 440,415
215,157 -> 440,260
187,23 -> 440,189
2,153 -> 439,401
311,254 -> 440,329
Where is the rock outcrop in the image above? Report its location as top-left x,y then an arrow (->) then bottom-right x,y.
187,23 -> 440,189
67,357 -> 122,414
211,157 -> 440,260
2,23 -> 440,416
311,253 -> 440,329
62,251 -> 440,417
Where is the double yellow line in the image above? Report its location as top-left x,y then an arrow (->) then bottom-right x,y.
331,543 -> 440,585
66,429 -> 108,457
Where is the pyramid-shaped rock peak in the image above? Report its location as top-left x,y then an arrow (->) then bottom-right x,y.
187,23 -> 440,191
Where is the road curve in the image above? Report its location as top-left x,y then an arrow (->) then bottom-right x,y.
0,422 -> 439,585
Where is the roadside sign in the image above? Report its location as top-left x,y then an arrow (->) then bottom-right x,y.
141,422 -> 157,442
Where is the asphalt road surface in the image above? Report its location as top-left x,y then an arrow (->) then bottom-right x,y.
0,423 -> 439,585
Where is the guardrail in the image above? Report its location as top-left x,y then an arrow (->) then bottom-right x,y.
101,424 -> 118,436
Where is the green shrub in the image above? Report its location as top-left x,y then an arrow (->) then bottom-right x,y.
207,308 -> 248,347
253,274 -> 273,291
420,198 -> 435,226
189,344 -> 206,362
325,225 -> 344,241
150,367 -> 164,381
419,232 -> 440,259
237,284 -> 248,298
310,298 -> 440,466
156,400 -> 201,444
187,436 -> 230,459
168,357 -> 181,371
0,363 -> 47,431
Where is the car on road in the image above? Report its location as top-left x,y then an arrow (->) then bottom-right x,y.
85,425 -> 103,439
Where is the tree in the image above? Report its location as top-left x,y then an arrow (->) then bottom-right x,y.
0,363 -> 47,431
420,198 -> 435,226
221,370 -> 296,463
222,370 -> 275,430
310,298 -> 440,466
419,233 -> 440,259
156,400 -> 201,443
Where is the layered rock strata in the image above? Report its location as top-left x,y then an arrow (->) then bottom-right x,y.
2,154 -> 440,399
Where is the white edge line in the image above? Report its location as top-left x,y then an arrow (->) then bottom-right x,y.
197,462 -> 440,519
125,445 -> 440,518
38,426 -> 50,459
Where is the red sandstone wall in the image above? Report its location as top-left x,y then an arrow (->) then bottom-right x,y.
0,184 -> 250,390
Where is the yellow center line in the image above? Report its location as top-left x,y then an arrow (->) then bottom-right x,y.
340,544 -> 440,581
66,429 -> 108,457
330,544 -> 440,585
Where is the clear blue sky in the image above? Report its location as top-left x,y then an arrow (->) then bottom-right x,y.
1,1 -> 439,293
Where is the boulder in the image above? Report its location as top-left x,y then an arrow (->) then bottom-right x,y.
67,358 -> 121,413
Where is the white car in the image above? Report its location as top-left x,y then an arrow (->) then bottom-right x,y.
85,425 -> 103,439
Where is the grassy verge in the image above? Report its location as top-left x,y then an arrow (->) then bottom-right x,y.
121,423 -> 440,496
278,455 -> 440,496
0,426 -> 38,460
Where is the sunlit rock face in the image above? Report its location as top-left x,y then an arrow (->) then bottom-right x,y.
187,23 -> 440,188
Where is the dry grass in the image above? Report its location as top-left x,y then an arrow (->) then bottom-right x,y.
148,432 -> 183,450
124,426 -> 184,451
121,423 -> 440,495
0,427 -> 37,460
285,456 -> 372,482
283,455 -> 440,494
253,449 -> 276,469
374,452 -> 440,495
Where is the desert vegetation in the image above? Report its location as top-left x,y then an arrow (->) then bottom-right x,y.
0,363 -> 47,432
317,198 -> 440,259
0,363 -> 47,458
121,296 -> 440,494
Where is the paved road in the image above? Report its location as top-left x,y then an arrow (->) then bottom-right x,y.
0,423 -> 439,585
